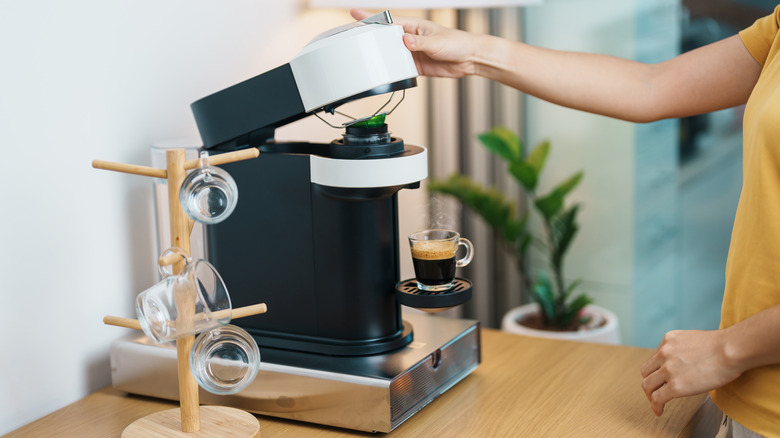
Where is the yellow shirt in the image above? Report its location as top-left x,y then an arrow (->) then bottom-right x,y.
710,5 -> 780,435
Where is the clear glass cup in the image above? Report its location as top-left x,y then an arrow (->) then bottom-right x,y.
409,229 -> 474,291
136,248 -> 232,344
179,151 -> 239,225
190,324 -> 260,395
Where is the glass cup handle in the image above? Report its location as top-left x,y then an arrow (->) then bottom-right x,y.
158,247 -> 193,278
456,238 -> 474,268
198,150 -> 210,169
199,150 -> 215,182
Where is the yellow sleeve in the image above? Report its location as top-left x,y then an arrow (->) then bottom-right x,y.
739,5 -> 780,66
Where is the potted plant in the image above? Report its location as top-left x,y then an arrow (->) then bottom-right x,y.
429,127 -> 620,344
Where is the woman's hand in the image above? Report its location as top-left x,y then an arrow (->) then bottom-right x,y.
350,9 -> 481,78
640,329 -> 743,416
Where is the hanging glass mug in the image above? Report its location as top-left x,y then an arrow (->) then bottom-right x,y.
180,151 -> 239,224
135,248 -> 232,344
190,324 -> 261,395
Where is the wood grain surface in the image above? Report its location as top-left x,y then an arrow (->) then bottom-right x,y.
4,329 -> 708,437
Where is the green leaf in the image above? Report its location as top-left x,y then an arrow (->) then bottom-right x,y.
531,274 -> 556,323
509,161 -> 538,191
502,215 -> 528,246
534,172 -> 584,220
562,279 -> 582,301
550,205 -> 580,269
534,192 -> 564,220
525,140 -> 550,174
519,233 -> 532,254
559,294 -> 593,327
478,127 -> 521,163
555,171 -> 584,199
493,127 -> 523,161
428,175 -> 522,241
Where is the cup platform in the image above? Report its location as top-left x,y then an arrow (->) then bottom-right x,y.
394,278 -> 472,311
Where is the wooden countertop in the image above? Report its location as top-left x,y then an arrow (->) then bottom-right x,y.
5,329 -> 708,437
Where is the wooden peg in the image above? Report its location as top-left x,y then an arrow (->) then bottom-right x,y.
158,252 -> 183,268
227,303 -> 268,320
183,148 -> 259,171
103,315 -> 142,331
103,303 -> 268,331
92,160 -> 167,178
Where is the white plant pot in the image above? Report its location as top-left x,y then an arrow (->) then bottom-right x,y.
501,303 -> 621,345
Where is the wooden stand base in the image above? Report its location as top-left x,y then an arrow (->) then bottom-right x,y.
122,406 -> 260,437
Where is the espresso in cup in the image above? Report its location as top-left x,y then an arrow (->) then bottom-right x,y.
409,230 -> 473,291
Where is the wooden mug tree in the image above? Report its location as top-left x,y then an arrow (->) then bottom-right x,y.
94,147 -> 264,437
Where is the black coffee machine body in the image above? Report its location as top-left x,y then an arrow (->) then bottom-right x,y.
190,12 -> 434,357
206,141 -> 427,356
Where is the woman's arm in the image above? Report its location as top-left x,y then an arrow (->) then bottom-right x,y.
476,34 -> 760,122
352,10 -> 761,123
640,304 -> 780,416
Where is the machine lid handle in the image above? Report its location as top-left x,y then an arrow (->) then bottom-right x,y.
308,10 -> 393,45
362,10 -> 393,25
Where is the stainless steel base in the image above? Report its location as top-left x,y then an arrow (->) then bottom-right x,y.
110,312 -> 481,433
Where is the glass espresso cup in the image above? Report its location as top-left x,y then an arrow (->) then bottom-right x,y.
409,229 -> 474,291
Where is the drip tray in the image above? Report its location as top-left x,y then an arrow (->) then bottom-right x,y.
395,278 -> 473,310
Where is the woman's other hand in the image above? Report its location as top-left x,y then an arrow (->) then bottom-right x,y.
640,329 -> 743,416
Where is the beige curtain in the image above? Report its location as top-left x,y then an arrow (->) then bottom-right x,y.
426,8 -> 526,328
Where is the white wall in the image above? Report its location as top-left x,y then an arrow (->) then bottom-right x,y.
0,1 -> 428,433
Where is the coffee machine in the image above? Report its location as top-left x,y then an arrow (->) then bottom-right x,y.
110,12 -> 480,433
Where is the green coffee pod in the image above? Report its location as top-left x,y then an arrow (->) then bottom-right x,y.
351,114 -> 386,129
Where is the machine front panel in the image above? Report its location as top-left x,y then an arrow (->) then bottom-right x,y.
208,153 -> 319,336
